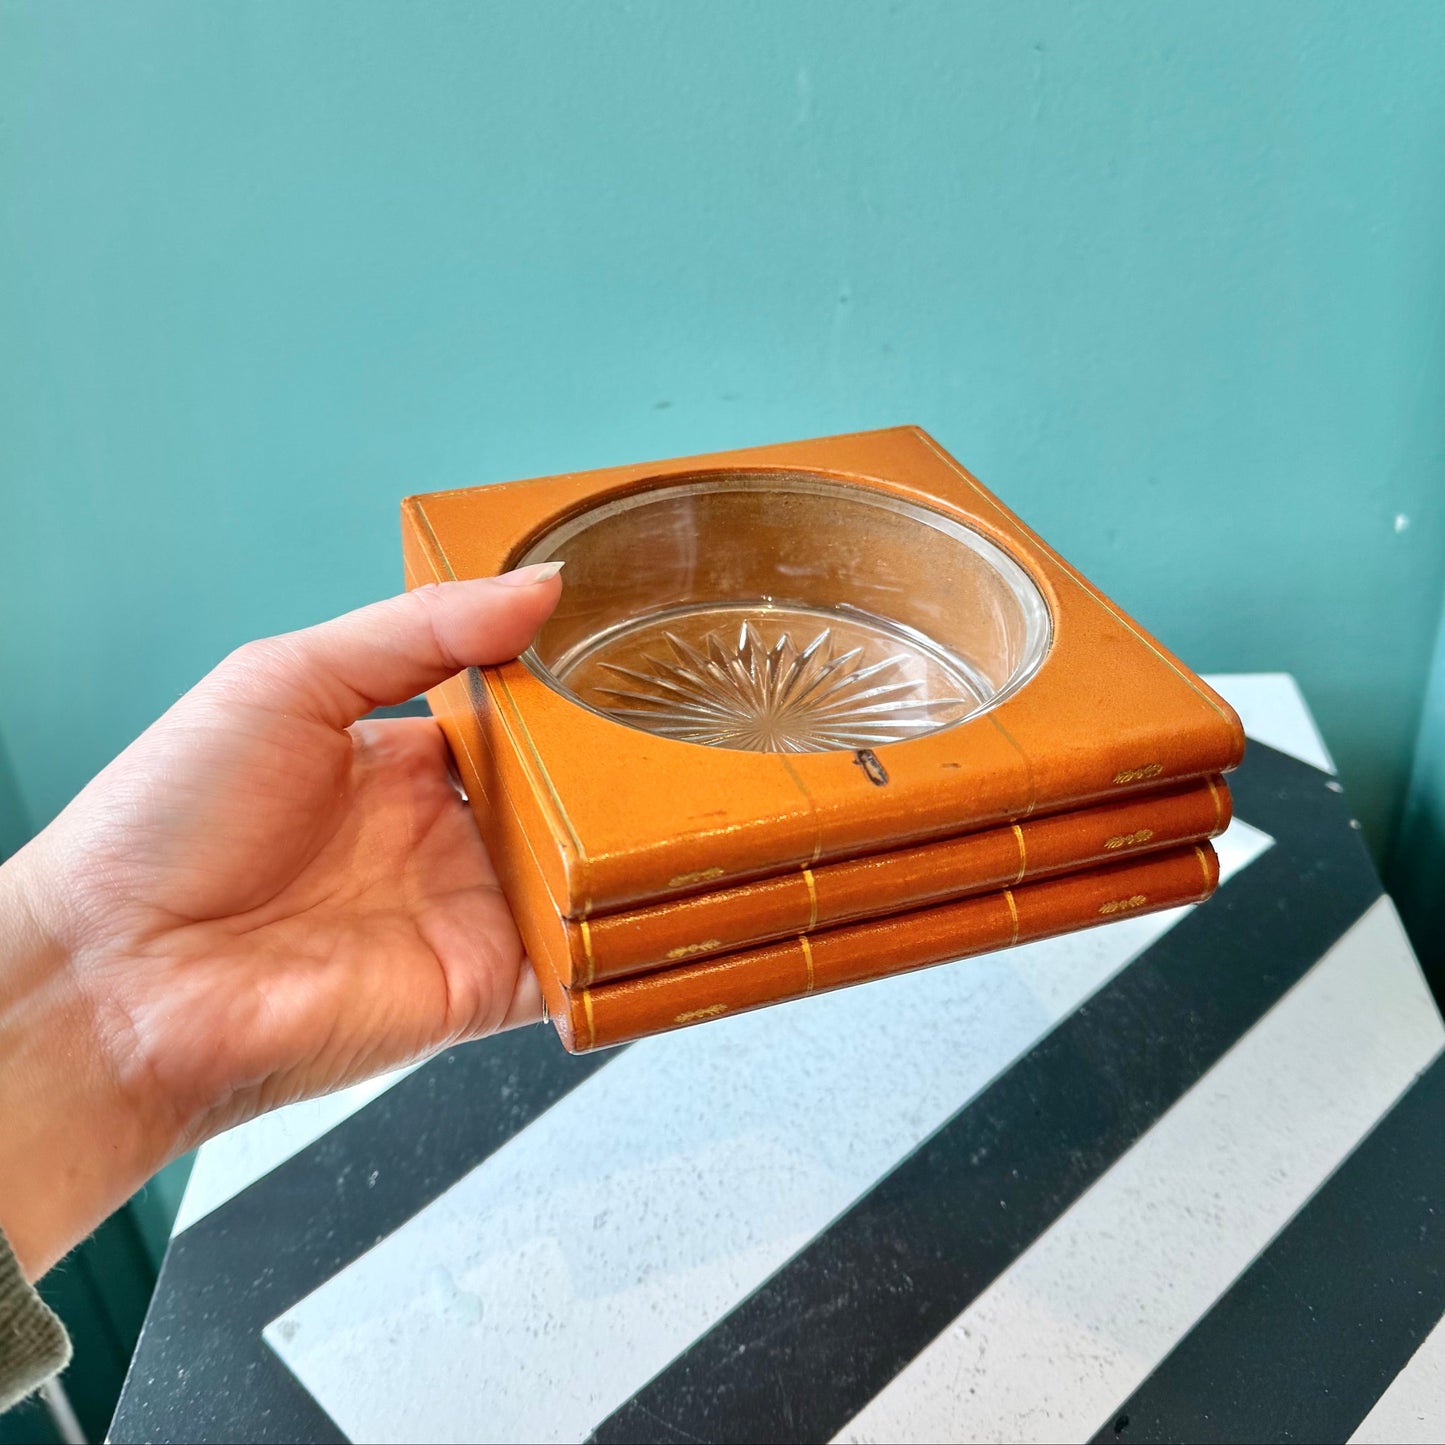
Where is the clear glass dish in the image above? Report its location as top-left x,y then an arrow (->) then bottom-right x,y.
516,471 -> 1051,753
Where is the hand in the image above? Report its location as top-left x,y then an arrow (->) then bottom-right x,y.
0,565 -> 562,1278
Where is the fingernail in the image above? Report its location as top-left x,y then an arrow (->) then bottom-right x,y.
493,560 -> 565,587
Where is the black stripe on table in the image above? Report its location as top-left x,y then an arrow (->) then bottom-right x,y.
1092,1047 -> 1445,1445
109,1028 -> 621,1444
590,744 -> 1381,1445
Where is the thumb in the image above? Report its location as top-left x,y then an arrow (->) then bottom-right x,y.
219,563 -> 564,728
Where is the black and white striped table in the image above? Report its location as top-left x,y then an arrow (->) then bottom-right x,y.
110,675 -> 1445,1445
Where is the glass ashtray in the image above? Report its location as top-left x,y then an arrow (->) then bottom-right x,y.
516,471 -> 1051,754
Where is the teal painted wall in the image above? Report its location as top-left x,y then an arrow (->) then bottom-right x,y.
5,0 -> 1445,1308
6,0 -> 1445,860
5,2 -> 1445,854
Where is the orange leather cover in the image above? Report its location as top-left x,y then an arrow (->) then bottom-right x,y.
549,843 -> 1218,1052
403,427 -> 1244,919
561,775 -> 1230,984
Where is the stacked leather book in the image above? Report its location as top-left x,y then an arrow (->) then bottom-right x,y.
403,428 -> 1243,1052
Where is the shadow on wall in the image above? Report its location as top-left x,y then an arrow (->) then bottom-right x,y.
1391,798 -> 1445,1000
1389,596 -> 1445,1001
0,730 -> 30,863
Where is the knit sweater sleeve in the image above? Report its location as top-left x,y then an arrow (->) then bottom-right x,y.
0,1226 -> 70,1413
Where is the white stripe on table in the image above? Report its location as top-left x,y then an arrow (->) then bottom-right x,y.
261,822 -> 1270,1445
1351,1308 -> 1445,1443
173,1062 -> 424,1234
835,896 -> 1442,1445
168,685 -> 1280,1238
1204,672 -> 1337,774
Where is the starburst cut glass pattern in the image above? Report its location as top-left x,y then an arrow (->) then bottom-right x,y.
576,616 -> 979,753
514,472 -> 1053,753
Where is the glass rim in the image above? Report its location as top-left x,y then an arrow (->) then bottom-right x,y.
515,468 -> 1054,748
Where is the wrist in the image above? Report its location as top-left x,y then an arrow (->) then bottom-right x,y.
0,840 -> 181,1279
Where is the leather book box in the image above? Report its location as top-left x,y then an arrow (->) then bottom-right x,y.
543,842 -> 1219,1051
562,776 -> 1230,985
401,426 -> 1244,1051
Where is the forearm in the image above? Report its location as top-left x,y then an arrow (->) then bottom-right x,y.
0,841 -> 176,1280
0,576 -> 562,1278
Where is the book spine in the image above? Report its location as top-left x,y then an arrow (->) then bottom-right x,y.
555,842 -> 1218,1051
563,778 -> 1229,984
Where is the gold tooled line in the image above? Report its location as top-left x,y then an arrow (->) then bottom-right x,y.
581,988 -> 596,1051
800,934 -> 816,993
1011,823 -> 1027,885
411,500 -> 458,581
912,432 -> 1238,735
779,755 -> 823,864
988,713 -> 1036,817
444,716 -> 486,801
1206,775 -> 1224,833
1194,843 -> 1214,896
579,919 -> 595,987
802,867 -> 819,930
1004,888 -> 1020,946
495,669 -> 592,915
